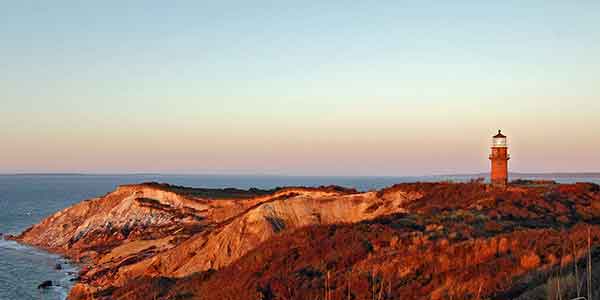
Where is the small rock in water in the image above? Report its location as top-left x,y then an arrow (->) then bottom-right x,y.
55,263 -> 62,270
37,280 -> 53,289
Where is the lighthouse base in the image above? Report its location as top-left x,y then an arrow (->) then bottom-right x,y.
490,179 -> 508,189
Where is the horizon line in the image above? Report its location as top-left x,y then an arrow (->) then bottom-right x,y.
1,171 -> 600,178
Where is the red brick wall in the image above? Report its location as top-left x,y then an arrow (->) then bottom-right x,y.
490,147 -> 509,186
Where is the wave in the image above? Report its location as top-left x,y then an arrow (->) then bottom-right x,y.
0,239 -> 33,251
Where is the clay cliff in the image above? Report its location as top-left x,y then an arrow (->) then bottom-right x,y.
10,181 -> 600,300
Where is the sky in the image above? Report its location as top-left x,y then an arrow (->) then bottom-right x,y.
1,1 -> 599,176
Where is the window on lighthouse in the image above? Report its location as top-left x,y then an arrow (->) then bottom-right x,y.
493,137 -> 507,147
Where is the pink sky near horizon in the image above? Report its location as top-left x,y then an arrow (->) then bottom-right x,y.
2,99 -> 599,176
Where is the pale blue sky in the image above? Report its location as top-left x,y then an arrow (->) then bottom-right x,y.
1,1 -> 599,175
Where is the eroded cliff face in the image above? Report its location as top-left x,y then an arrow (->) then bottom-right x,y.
17,185 -> 206,258
14,182 -> 417,297
126,189 -> 421,280
11,181 -> 600,300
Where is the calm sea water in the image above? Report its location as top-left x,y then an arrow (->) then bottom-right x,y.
1,174 -> 598,300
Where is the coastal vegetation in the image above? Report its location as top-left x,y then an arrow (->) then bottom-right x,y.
8,181 -> 600,299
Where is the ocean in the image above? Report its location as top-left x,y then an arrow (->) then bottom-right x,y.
1,174 -> 598,300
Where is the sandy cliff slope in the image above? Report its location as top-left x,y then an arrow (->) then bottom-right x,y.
117,187 -> 421,281
14,182 -> 419,294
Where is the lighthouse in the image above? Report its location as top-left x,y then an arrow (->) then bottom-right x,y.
489,130 -> 510,187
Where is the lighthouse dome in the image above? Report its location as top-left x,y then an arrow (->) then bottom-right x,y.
492,130 -> 507,147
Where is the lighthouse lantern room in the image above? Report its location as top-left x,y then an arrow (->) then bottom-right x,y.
489,130 -> 510,187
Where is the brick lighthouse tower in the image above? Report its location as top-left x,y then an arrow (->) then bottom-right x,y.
489,130 -> 510,187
